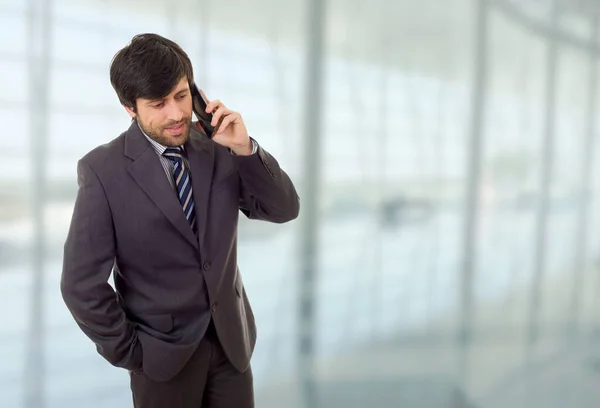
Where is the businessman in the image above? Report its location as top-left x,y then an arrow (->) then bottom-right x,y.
60,33 -> 299,408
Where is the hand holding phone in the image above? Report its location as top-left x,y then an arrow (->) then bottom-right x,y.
191,86 -> 252,155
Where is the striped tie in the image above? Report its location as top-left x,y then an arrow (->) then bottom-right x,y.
163,147 -> 197,234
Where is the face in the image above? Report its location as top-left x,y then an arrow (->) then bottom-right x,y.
125,76 -> 193,147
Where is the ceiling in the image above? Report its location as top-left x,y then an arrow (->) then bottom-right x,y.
52,0 -> 600,112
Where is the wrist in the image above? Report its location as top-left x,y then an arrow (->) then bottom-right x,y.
231,139 -> 253,156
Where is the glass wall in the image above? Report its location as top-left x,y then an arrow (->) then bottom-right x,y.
2,0 -> 600,407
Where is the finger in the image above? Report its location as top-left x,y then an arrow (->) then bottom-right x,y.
205,99 -> 225,114
216,112 -> 240,134
210,106 -> 231,127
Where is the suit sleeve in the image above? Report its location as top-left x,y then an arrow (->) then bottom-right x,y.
234,140 -> 300,223
60,159 -> 142,371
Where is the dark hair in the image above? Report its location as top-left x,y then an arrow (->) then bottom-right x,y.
109,33 -> 194,111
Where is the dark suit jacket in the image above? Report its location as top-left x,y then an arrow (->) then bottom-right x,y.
60,120 -> 299,382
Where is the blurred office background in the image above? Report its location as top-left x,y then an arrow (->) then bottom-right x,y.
2,0 -> 600,407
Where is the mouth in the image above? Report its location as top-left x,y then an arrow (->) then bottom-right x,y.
165,122 -> 186,135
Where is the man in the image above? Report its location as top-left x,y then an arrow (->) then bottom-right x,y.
60,33 -> 299,408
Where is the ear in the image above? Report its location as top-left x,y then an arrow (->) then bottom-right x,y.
123,105 -> 136,118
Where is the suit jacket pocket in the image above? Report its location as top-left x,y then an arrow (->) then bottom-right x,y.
134,313 -> 173,333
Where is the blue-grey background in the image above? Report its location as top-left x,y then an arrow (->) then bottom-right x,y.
2,0 -> 600,407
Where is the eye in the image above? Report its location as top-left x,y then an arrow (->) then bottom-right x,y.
152,102 -> 164,109
177,93 -> 187,99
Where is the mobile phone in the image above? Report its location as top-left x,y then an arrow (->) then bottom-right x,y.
190,82 -> 215,138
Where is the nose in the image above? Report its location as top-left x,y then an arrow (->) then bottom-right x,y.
165,100 -> 183,122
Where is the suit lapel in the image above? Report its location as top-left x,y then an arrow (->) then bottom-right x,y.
184,124 -> 215,252
124,121 -> 199,249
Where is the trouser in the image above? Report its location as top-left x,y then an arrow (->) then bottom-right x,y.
130,320 -> 254,408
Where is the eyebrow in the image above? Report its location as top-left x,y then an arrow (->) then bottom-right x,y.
147,89 -> 188,104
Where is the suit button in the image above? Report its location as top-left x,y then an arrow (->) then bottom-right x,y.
211,303 -> 217,312
203,262 -> 211,271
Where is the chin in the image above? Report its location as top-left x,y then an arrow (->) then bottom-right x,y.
162,128 -> 190,146
165,135 -> 189,147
